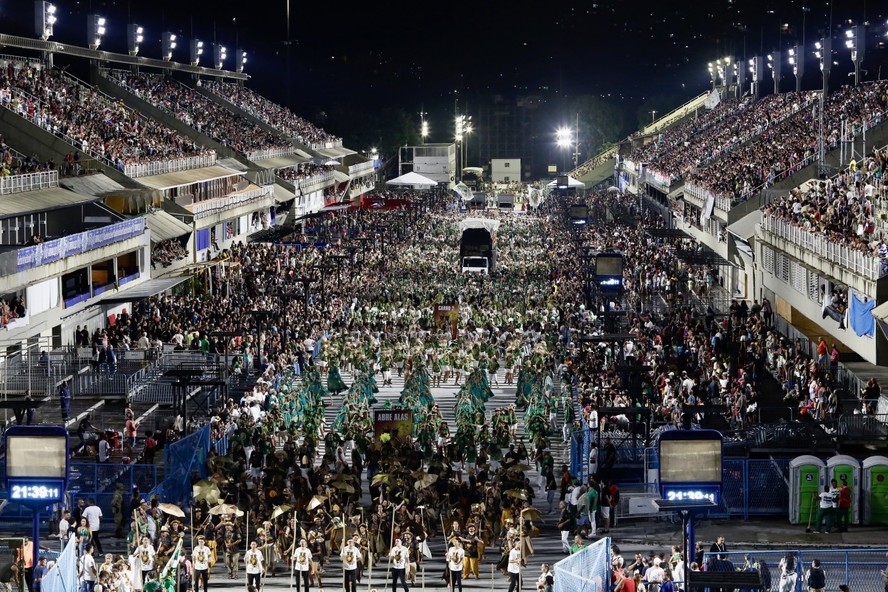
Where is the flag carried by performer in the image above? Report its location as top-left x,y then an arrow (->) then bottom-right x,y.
160,537 -> 183,580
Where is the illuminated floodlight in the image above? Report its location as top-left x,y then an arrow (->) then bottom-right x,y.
162,32 -> 177,60
88,14 -> 107,49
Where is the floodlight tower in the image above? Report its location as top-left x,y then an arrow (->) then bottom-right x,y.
127,24 -> 144,56
767,52 -> 782,94
788,45 -> 805,92
87,15 -> 107,50
162,32 -> 177,61
844,25 -> 866,86
190,39 -> 204,67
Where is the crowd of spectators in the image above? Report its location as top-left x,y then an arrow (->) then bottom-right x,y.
548,190 -> 874,448
687,80 -> 888,202
151,239 -> 189,269
624,97 -> 746,167
204,80 -> 341,147
0,136 -> 56,177
762,145 -> 888,262
0,59 -> 209,172
645,91 -> 817,183
275,162 -> 331,183
0,294 -> 26,328
106,71 -> 292,157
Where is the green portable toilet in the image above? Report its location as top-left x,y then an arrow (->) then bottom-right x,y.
862,456 -> 888,526
827,454 -> 861,525
789,455 -> 825,524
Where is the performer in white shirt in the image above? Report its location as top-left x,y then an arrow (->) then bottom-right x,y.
292,539 -> 312,592
191,537 -> 211,592
507,541 -> 522,592
134,536 -> 155,583
340,538 -> 358,592
244,540 -> 265,590
388,538 -> 409,592
446,540 -> 465,592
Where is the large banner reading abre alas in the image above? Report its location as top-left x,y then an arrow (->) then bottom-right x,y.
374,409 -> 413,444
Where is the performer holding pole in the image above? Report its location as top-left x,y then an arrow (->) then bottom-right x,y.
446,540 -> 464,592
289,512 -> 299,592
388,539 -> 408,592
340,538 -> 358,592
292,539 -> 312,592
192,536 -> 210,592
244,540 -> 265,591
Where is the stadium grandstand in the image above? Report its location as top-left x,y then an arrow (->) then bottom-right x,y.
2,10 -> 888,592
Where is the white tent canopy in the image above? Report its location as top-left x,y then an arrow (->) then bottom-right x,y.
458,218 -> 501,234
546,176 -> 586,188
385,171 -> 438,188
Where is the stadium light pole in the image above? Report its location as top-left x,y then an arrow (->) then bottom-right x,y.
35,1 -> 56,41
214,44 -> 227,70
127,24 -> 144,56
455,114 -> 467,175
162,32 -> 177,61
844,25 -> 866,86
556,126 -> 572,172
190,39 -> 204,67
464,120 -> 473,169
419,109 -> 429,144
237,50 -> 247,73
813,36 -> 832,97
87,15 -> 107,50
788,46 -> 804,92
767,52 -> 782,94
34,1 -> 57,67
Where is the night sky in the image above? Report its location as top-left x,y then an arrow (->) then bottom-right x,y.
3,0 -> 887,145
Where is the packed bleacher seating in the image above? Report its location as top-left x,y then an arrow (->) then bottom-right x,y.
0,136 -> 57,176
762,145 -> 888,260
686,80 -> 888,202
644,91 -> 817,183
275,162 -> 330,182
625,98 -> 745,167
105,71 -> 293,157
150,238 -> 189,269
203,80 -> 341,147
0,58 -> 210,172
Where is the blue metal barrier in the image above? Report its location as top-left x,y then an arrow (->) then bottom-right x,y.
150,426 -> 211,506
717,548 -> 888,592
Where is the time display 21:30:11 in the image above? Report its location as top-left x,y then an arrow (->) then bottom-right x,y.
10,485 -> 61,500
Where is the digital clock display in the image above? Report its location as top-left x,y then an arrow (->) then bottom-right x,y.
664,488 -> 719,504
9,484 -> 63,501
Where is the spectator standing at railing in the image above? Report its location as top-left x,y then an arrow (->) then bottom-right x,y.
816,338 -> 829,372
59,380 -> 71,423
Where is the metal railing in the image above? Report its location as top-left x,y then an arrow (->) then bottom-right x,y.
246,146 -> 297,162
0,217 -> 145,276
293,171 -> 336,195
348,160 -> 374,176
716,549 -> 888,592
189,186 -> 272,219
0,169 -> 58,195
760,214 -> 884,279
123,152 -> 217,179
